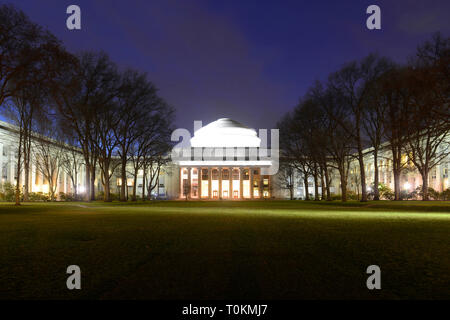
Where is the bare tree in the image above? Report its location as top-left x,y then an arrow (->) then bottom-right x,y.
51,52 -> 117,201
362,60 -> 396,200
278,112 -> 313,200
317,88 -> 354,202
33,135 -> 63,201
404,51 -> 450,199
93,100 -> 121,202
328,55 -> 392,201
379,68 -> 411,200
0,4 -> 59,106
0,5 -> 69,204
59,142 -> 83,198
144,154 -> 168,200
115,69 -> 164,201
277,159 -> 297,200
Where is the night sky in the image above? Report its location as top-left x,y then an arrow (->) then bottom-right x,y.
10,0 -> 450,132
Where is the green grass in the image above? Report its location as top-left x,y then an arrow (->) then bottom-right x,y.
0,200 -> 449,299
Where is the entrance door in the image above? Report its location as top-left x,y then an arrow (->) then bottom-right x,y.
233,190 -> 238,199
213,190 -> 218,199
223,190 -> 228,198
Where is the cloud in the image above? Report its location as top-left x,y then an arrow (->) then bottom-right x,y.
396,1 -> 450,35
97,0 -> 287,130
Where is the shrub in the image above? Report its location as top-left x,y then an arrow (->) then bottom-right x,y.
378,184 -> 394,200
95,191 -> 119,201
59,192 -> 76,201
0,182 -> 18,202
95,191 -> 105,201
400,190 -> 414,200
28,192 -> 49,202
440,188 -> 450,200
346,190 -> 360,201
110,193 -> 119,201
413,186 -> 440,200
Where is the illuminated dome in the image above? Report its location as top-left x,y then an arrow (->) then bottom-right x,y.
190,118 -> 260,147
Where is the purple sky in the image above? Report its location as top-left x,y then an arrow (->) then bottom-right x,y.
10,0 -> 450,132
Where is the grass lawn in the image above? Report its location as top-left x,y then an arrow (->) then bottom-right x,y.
0,200 -> 449,299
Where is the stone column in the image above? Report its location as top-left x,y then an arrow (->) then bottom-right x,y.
249,167 -> 253,199
218,167 -> 222,199
197,167 -> 202,199
179,167 -> 183,198
239,167 -> 244,199
208,167 -> 212,199
229,168 -> 233,199
187,167 -> 191,199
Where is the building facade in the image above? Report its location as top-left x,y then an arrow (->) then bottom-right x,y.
173,118 -> 274,199
0,118 -> 448,200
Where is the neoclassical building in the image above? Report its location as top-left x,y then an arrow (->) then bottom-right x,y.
172,118 -> 274,199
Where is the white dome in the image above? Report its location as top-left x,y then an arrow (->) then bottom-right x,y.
190,118 -> 260,147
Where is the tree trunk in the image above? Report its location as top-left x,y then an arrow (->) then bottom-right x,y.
15,148 -> 22,206
357,151 -> 367,202
289,182 -> 293,200
324,166 -> 331,201
90,167 -> 96,201
84,164 -> 91,201
373,150 -> 380,201
23,163 -> 29,201
320,167 -> 325,201
421,168 -> 429,201
120,158 -> 127,201
132,169 -> 138,201
340,170 -> 347,202
142,167 -> 146,201
72,177 -> 78,198
104,179 -> 111,202
393,168 -> 401,201
391,146 -> 402,201
313,170 -> 319,201
303,175 -> 309,200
